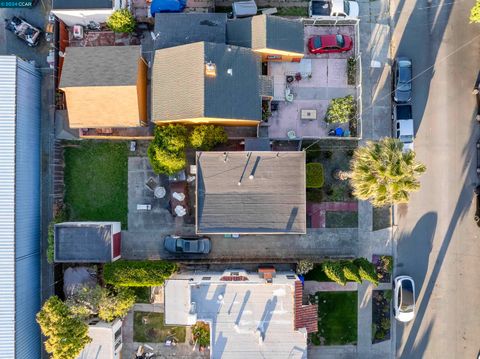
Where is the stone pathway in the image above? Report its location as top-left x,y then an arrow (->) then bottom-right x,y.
307,201 -> 358,228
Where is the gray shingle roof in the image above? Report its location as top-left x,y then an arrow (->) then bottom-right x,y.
59,46 -> 141,88
54,223 -> 112,262
152,42 -> 262,122
227,15 -> 304,54
196,151 -> 306,234
154,13 -> 227,50
53,0 -> 112,9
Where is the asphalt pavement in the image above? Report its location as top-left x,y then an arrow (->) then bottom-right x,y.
391,0 -> 480,357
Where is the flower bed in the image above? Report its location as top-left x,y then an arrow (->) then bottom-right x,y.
372,255 -> 393,283
372,290 -> 392,344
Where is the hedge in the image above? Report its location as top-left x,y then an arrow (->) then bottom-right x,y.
354,258 -> 379,286
104,260 -> 178,287
342,261 -> 362,283
322,261 -> 346,286
306,163 -> 324,189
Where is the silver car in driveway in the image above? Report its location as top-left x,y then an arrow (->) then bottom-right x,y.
394,275 -> 416,322
163,235 -> 211,254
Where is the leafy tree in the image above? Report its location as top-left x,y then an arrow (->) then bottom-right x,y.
104,260 -> 178,287
349,138 -> 426,207
190,125 -> 228,150
296,259 -> 314,275
471,0 -> 480,23
342,261 -> 362,283
36,296 -> 91,359
325,95 -> 356,124
66,286 -> 136,322
148,125 -> 188,175
306,163 -> 324,188
47,209 -> 68,264
106,9 -> 136,33
322,261 -> 346,286
354,258 -> 379,286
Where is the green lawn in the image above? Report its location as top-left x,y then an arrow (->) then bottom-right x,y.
131,287 -> 151,303
64,141 -> 128,228
133,312 -> 186,343
325,211 -> 358,228
310,291 -> 358,345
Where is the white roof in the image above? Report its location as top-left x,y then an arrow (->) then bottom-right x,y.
77,320 -> 121,359
164,280 -> 197,325
165,278 -> 307,359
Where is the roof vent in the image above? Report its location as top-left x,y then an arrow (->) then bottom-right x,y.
205,62 -> 216,77
227,68 -> 233,76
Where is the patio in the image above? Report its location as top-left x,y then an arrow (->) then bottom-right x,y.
263,24 -> 358,139
127,157 -> 195,232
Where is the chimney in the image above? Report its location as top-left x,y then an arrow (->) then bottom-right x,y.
205,61 -> 216,77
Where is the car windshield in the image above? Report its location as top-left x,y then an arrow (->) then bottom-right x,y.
399,135 -> 414,142
314,37 -> 322,48
344,0 -> 350,14
336,34 -> 345,47
400,281 -> 414,312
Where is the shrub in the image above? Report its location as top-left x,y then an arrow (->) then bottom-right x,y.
46,210 -> 67,264
306,188 -> 323,203
380,255 -> 393,273
104,260 -> 178,287
322,261 -> 346,286
306,163 -> 324,189
296,259 -> 314,275
106,9 -> 136,33
192,321 -> 210,348
354,258 -> 379,286
342,261 -> 362,283
347,57 -> 356,85
471,0 -> 480,23
67,285 -> 136,322
148,125 -> 188,175
36,296 -> 91,359
325,95 -> 356,124
190,125 -> 228,150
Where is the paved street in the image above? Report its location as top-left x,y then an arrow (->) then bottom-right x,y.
392,0 -> 480,357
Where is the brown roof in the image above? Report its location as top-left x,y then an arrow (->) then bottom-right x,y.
60,46 -> 141,88
294,281 -> 318,333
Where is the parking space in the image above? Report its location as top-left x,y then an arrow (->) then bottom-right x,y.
265,25 -> 357,139
304,24 -> 356,59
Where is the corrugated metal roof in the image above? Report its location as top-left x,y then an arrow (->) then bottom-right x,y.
0,55 -> 17,356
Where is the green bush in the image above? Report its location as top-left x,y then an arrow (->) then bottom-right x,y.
342,261 -> 362,283
322,261 -> 346,286
104,260 -> 178,287
148,125 -> 188,175
296,259 -> 314,275
106,9 -> 136,33
190,125 -> 228,150
354,258 -> 379,286
325,95 -> 356,124
47,210 -> 67,264
471,0 -> 480,23
192,321 -> 210,348
347,57 -> 356,85
306,163 -> 324,189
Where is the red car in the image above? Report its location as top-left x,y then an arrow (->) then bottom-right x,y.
308,34 -> 353,54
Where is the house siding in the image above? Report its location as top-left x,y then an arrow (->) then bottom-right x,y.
0,56 -> 42,358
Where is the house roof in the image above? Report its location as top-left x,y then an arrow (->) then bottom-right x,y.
196,151 -> 306,234
154,13 -> 227,50
52,0 -> 112,10
245,138 -> 271,151
54,222 -> 114,262
59,46 -> 141,88
227,15 -> 305,54
152,42 -> 262,122
294,281 -> 318,333
78,320 -> 122,359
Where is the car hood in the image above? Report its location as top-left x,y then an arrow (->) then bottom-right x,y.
396,311 -> 415,322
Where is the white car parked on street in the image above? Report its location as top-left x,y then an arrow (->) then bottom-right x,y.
394,275 -> 416,322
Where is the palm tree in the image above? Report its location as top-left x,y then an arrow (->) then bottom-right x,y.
349,138 -> 426,207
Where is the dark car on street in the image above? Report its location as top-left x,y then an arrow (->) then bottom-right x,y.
474,186 -> 480,226
393,57 -> 412,103
163,235 -> 211,254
